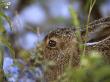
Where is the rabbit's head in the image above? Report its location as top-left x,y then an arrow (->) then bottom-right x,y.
43,17 -> 110,65
43,28 -> 80,67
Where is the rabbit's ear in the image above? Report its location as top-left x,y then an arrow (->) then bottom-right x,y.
81,17 -> 110,43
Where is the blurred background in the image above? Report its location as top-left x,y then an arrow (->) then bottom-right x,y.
1,0 -> 110,82
2,0 -> 110,50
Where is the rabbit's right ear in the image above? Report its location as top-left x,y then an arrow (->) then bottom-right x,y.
81,17 -> 110,43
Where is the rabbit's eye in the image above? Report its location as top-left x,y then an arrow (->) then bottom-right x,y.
48,40 -> 57,48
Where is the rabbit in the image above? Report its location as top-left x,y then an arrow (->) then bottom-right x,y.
43,17 -> 110,82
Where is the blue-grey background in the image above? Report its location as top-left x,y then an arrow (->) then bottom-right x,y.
2,0 -> 110,82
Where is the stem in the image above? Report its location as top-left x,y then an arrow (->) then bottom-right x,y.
82,0 -> 96,56
0,46 -> 5,82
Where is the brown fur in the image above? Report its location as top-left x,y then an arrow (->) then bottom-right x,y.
43,17 -> 110,82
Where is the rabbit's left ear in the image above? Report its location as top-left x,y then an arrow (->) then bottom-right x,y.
81,17 -> 110,43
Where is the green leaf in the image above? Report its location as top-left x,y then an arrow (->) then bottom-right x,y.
69,5 -> 79,27
0,46 -> 4,68
0,12 -> 13,31
0,68 -> 5,82
0,15 -> 6,33
0,35 -> 15,58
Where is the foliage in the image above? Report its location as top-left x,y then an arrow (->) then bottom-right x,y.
0,1 -> 14,81
0,0 -> 110,82
57,51 -> 110,82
